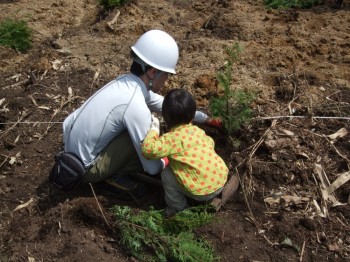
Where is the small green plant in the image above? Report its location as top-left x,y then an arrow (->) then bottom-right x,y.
98,0 -> 128,9
209,43 -> 255,135
112,205 -> 218,262
264,0 -> 322,9
0,18 -> 32,52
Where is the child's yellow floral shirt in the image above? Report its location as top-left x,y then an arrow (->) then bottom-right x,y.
141,123 -> 228,195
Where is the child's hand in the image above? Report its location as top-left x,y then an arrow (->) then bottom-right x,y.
161,157 -> 169,168
150,115 -> 160,134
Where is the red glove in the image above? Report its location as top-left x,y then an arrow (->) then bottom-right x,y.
206,118 -> 223,128
161,157 -> 169,168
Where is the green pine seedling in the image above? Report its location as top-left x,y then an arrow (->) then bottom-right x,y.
209,43 -> 255,136
112,205 -> 219,262
0,18 -> 32,52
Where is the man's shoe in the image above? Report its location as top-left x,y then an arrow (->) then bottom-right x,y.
100,175 -> 148,200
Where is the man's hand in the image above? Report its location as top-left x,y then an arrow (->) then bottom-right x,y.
150,115 -> 160,134
206,117 -> 223,128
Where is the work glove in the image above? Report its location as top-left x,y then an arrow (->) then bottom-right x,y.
206,117 -> 223,129
161,157 -> 169,169
150,115 -> 160,135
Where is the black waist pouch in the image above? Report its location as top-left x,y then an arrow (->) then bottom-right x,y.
49,151 -> 85,192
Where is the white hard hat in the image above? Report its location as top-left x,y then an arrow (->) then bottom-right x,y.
131,29 -> 179,74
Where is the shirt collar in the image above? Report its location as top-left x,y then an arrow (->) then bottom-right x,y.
128,73 -> 150,99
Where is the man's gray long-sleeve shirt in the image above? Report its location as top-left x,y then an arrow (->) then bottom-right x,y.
63,73 -> 208,175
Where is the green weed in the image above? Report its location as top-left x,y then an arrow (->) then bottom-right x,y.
112,205 -> 218,262
209,43 -> 255,136
264,0 -> 322,9
98,0 -> 129,9
0,18 -> 32,52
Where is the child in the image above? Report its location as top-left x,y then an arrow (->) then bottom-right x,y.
141,89 -> 228,216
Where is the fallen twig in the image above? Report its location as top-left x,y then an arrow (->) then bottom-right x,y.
300,240 -> 306,262
327,171 -> 350,194
323,135 -> 350,163
248,120 -> 277,162
3,78 -> 30,89
12,197 -> 34,213
245,120 -> 277,193
0,156 -> 9,169
107,10 -> 120,31
339,213 -> 349,227
0,111 -> 31,139
336,216 -> 347,228
313,164 -> 343,218
238,169 -> 257,227
262,234 -> 278,246
89,183 -> 111,228
287,70 -> 299,115
90,69 -> 100,96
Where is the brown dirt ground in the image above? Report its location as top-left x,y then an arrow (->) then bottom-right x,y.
1,0 -> 350,261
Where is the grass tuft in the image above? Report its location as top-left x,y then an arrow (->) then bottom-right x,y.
264,0 -> 322,9
0,18 -> 32,52
98,0 -> 129,9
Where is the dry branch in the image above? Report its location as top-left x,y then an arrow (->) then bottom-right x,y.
0,156 -> 9,169
0,111 -> 31,139
300,241 -> 306,262
107,10 -> 120,31
89,69 -> 100,96
12,198 -> 34,213
246,120 -> 277,193
89,183 -> 111,228
323,134 -> 350,163
327,171 -> 350,194
313,164 -> 344,218
3,78 -> 30,89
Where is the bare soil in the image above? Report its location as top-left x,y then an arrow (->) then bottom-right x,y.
1,0 -> 350,261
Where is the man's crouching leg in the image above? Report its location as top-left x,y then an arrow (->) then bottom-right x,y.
82,131 -> 143,184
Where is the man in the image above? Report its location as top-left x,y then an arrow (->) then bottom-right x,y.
62,29 -> 220,195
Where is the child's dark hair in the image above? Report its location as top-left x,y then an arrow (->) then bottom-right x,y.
162,89 -> 196,129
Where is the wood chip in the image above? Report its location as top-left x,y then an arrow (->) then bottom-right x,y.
12,198 -> 34,213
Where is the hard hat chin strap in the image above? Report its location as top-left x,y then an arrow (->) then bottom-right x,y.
133,56 -> 153,89
133,56 -> 147,73
133,56 -> 166,90
155,70 -> 164,78
148,70 -> 165,90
